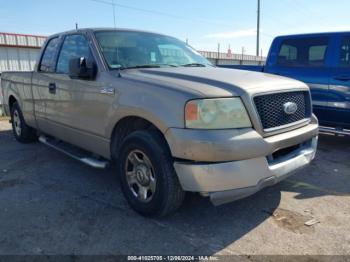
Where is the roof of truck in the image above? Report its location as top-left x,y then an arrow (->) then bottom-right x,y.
48,28 -> 169,39
276,31 -> 350,39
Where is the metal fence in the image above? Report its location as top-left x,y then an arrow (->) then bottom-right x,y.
199,51 -> 266,66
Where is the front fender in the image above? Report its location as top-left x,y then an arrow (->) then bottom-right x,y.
104,83 -> 193,139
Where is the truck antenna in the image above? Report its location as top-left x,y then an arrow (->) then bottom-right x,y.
256,0 -> 261,57
112,0 -> 116,28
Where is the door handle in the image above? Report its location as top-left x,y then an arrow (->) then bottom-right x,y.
48,83 -> 56,94
333,75 -> 350,81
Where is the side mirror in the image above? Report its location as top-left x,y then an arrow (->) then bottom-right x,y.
69,57 -> 97,80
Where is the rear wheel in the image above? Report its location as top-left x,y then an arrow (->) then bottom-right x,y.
117,130 -> 185,217
10,102 -> 37,143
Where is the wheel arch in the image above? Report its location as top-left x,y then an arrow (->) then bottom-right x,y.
8,95 -> 18,112
110,116 -> 171,160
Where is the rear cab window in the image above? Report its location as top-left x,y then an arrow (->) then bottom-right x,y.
39,37 -> 61,72
277,37 -> 330,68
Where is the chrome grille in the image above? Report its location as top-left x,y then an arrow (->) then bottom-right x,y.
254,91 -> 311,131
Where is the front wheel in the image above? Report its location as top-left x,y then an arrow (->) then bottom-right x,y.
117,130 -> 185,217
10,102 -> 37,143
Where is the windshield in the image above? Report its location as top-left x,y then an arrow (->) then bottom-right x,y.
94,31 -> 212,69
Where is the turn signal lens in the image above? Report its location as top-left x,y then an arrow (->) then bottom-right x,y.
185,101 -> 199,121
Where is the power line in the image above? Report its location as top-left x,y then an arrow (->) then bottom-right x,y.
89,1 -> 275,56
89,0 -> 186,20
89,0 -> 216,24
88,0 -> 275,37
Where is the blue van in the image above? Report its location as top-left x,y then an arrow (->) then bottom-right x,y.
223,32 -> 350,134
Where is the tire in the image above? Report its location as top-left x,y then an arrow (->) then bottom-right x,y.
117,129 -> 185,217
10,102 -> 37,143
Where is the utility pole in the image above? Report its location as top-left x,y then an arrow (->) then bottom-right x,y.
256,0 -> 260,57
217,43 -> 220,66
241,46 -> 245,64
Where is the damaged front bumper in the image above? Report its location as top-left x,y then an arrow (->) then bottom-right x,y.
175,137 -> 317,206
167,117 -> 318,206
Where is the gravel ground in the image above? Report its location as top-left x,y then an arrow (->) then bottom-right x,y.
0,120 -> 349,256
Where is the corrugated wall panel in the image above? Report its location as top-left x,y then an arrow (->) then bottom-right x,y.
0,34 -> 5,45
0,32 -> 47,48
37,37 -> 46,46
7,48 -> 20,71
29,49 -> 39,69
0,48 -> 9,71
18,48 -> 31,71
0,47 -> 40,73
17,35 -> 27,46
5,34 -> 16,45
27,36 -> 37,46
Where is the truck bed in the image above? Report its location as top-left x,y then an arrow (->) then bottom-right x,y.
1,71 -> 34,119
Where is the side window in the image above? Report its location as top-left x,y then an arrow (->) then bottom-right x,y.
309,45 -> 327,61
277,37 -> 329,67
309,45 -> 327,65
39,37 -> 60,72
339,36 -> 350,67
56,35 -> 93,74
278,44 -> 297,63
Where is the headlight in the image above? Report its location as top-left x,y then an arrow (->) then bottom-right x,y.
185,97 -> 251,129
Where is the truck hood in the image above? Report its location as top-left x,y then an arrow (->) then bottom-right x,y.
121,67 -> 308,97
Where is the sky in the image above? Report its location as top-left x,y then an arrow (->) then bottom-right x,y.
0,0 -> 350,56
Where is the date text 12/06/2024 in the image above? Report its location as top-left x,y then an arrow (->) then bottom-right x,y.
127,256 -> 219,261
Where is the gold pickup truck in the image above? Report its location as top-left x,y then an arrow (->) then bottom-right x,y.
1,28 -> 319,216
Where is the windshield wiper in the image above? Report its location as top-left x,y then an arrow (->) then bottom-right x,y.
121,64 -> 179,70
122,64 -> 162,69
182,63 -> 207,67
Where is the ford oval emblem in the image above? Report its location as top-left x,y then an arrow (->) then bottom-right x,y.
283,102 -> 298,115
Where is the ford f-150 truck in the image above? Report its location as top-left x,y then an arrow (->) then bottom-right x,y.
222,32 -> 350,135
1,28 -> 318,216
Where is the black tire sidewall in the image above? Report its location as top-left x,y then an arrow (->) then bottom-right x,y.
11,102 -> 35,143
118,131 -> 176,216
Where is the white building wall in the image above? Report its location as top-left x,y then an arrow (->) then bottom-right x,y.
0,47 -> 40,72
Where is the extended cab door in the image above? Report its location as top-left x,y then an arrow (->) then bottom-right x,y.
31,36 -> 62,131
328,35 -> 350,129
265,36 -> 333,126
